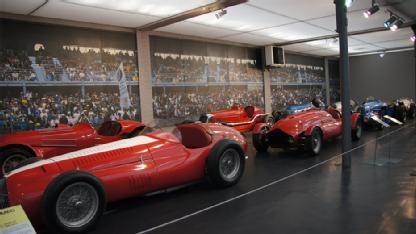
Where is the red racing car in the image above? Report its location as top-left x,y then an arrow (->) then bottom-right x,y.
0,120 -> 145,176
199,105 -> 272,133
0,123 -> 247,233
252,107 -> 362,155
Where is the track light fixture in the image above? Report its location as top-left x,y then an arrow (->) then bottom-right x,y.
215,9 -> 227,19
411,35 -> 416,42
384,15 -> 397,28
384,10 -> 405,31
363,5 -> 379,18
389,19 -> 403,31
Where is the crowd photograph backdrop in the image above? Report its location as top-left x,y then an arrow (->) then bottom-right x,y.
0,19 -> 340,133
0,19 -> 139,133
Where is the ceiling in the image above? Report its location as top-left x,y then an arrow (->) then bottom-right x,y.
0,0 -> 415,56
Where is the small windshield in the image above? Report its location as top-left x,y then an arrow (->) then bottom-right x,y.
140,122 -> 182,143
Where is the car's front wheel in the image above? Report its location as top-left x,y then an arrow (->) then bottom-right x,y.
42,171 -> 106,233
206,139 -> 245,188
307,128 -> 322,156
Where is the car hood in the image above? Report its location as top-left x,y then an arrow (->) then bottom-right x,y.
207,109 -> 242,120
0,123 -> 94,146
271,109 -> 324,136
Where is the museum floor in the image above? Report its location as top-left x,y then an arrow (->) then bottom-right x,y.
42,121 -> 416,234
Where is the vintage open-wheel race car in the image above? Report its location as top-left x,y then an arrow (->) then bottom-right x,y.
360,97 -> 404,130
0,120 -> 146,177
199,105 -> 272,133
252,106 -> 362,155
0,123 -> 247,233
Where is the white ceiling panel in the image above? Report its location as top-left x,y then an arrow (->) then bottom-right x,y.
187,4 -> 295,32
307,6 -> 395,32
33,0 -> 159,28
220,33 -> 280,45
374,39 -> 414,49
247,0 -> 335,21
63,0 -> 215,17
349,44 -> 382,53
351,28 -> 414,43
303,49 -> 339,56
253,22 -> 333,41
0,0 -> 46,15
283,43 -> 320,52
157,21 -> 238,39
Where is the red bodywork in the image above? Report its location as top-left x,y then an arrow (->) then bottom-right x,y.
4,123 -> 247,225
0,120 -> 145,159
253,108 -> 360,148
201,105 -> 268,133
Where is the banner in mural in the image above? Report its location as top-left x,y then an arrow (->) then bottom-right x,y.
0,19 -> 139,134
115,62 -> 132,110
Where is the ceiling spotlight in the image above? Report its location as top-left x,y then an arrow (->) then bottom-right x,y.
384,15 -> 397,28
215,9 -> 227,19
363,5 -> 379,18
345,0 -> 354,8
379,52 -> 386,58
411,35 -> 416,42
389,19 -> 403,31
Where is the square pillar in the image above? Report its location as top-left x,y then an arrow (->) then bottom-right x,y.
136,30 -> 154,123
263,69 -> 272,114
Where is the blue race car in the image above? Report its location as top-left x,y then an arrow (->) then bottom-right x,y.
272,98 -> 325,121
360,97 -> 403,129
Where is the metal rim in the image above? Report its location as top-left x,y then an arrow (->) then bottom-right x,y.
56,182 -> 99,228
356,122 -> 362,138
311,131 -> 321,154
2,154 -> 27,175
219,148 -> 241,182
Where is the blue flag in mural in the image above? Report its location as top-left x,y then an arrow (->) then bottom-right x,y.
115,62 -> 131,110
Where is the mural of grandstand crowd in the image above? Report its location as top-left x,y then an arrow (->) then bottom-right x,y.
150,36 -> 335,125
150,36 -> 265,125
0,19 -> 139,133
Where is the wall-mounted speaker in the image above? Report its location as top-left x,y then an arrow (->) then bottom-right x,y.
265,46 -> 285,67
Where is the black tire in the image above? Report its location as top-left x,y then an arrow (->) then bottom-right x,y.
352,119 -> 362,141
408,106 -> 416,119
15,157 -> 43,170
0,147 -> 32,177
42,171 -> 106,234
395,106 -> 407,123
252,126 -> 269,152
206,139 -> 245,188
307,128 -> 322,156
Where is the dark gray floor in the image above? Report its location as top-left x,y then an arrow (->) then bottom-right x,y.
45,121 -> 416,234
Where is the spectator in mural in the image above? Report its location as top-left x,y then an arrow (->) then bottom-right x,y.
0,91 -> 139,132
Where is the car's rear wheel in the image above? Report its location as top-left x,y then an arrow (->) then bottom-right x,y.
307,128 -> 322,156
252,126 -> 269,152
352,120 -> 362,141
206,139 -> 245,188
42,171 -> 106,233
0,148 -> 32,177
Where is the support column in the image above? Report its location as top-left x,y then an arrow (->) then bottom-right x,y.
412,25 -> 416,100
335,0 -> 352,168
136,30 -> 154,123
324,57 -> 330,105
263,69 -> 272,114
